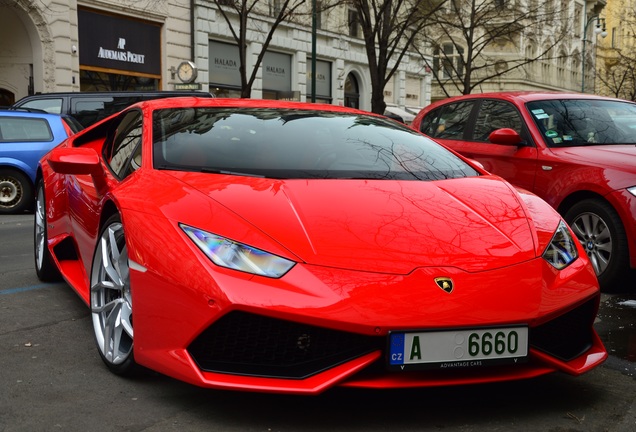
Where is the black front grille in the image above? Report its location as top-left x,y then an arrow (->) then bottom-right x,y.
188,311 -> 382,379
530,297 -> 598,361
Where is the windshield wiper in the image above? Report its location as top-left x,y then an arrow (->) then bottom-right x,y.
200,168 -> 265,178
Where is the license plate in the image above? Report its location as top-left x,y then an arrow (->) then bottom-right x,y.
388,327 -> 528,371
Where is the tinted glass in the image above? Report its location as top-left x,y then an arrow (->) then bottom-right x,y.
152,108 -> 479,181
0,117 -> 53,142
106,110 -> 143,179
527,99 -> 636,146
19,98 -> 63,114
473,100 -> 523,141
421,101 -> 474,139
72,99 -> 108,127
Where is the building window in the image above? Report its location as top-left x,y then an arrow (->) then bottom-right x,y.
316,1 -> 322,29
270,0 -> 281,16
433,44 -> 464,79
574,5 -> 582,37
348,9 -> 359,38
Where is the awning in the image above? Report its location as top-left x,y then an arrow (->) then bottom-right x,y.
384,105 -> 416,124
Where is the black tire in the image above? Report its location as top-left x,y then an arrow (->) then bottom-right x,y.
0,168 -> 34,214
34,180 -> 62,281
90,213 -> 137,375
564,198 -> 629,292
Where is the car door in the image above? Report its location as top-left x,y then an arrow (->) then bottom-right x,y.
66,109 -> 143,276
463,99 -> 540,192
424,99 -> 540,192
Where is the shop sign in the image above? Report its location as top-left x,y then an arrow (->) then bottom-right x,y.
78,9 -> 161,75
263,51 -> 292,92
307,60 -> 331,97
174,83 -> 202,90
209,41 -> 242,87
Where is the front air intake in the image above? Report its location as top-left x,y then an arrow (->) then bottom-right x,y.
530,298 -> 598,361
188,311 -> 382,379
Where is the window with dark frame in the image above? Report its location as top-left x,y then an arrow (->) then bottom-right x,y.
348,9 -> 359,38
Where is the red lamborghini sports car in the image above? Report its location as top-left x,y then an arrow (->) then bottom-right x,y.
34,98 -> 607,394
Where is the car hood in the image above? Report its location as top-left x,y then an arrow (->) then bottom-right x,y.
160,173 -> 552,274
553,144 -> 636,171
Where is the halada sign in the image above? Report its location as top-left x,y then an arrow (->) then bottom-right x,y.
78,9 -> 160,75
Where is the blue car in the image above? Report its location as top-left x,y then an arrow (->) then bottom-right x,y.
0,109 -> 81,213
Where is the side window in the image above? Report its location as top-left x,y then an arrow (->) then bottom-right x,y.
105,110 -> 143,179
472,100 -> 523,142
71,98 -> 110,128
420,101 -> 475,139
0,117 -> 53,142
419,107 -> 443,136
19,98 -> 63,114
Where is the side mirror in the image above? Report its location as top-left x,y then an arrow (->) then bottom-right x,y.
467,158 -> 485,171
47,147 -> 108,195
48,147 -> 101,175
488,128 -> 523,146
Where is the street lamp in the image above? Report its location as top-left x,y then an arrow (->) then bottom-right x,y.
310,0 -> 316,102
581,15 -> 607,93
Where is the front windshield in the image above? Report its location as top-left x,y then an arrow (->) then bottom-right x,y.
527,99 -> 636,147
152,108 -> 479,180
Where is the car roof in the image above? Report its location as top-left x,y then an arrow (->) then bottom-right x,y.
0,108 -> 68,119
131,97 -> 374,115
14,90 -> 213,101
431,91 -> 633,105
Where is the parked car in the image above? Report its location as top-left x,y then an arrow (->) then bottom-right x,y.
412,92 -> 636,291
0,108 -> 80,213
34,97 -> 605,394
13,90 -> 213,128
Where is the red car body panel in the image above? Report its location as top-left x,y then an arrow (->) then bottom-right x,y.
413,92 -> 636,271
37,98 -> 606,394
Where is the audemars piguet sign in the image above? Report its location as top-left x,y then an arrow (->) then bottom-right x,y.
78,9 -> 161,75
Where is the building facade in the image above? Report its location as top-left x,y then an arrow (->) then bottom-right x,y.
595,0 -> 636,100
0,0 -> 432,116
426,0 -> 607,102
0,1 -> 614,113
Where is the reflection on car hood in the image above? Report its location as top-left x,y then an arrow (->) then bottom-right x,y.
169,174 -> 550,274
553,144 -> 636,171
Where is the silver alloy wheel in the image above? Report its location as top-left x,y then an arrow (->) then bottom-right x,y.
0,176 -> 20,207
91,220 -> 133,366
570,211 -> 612,276
34,186 -> 46,271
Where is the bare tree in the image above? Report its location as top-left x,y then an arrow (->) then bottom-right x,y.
350,0 -> 444,114
213,0 -> 306,98
597,6 -> 636,101
419,0 -> 571,98
597,52 -> 636,101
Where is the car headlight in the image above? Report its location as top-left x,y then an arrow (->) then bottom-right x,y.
628,186 -> 636,197
181,224 -> 295,278
542,220 -> 579,270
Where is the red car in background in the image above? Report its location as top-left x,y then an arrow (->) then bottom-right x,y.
413,92 -> 636,292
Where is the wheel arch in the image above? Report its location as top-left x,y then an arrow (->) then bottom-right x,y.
0,164 -> 35,187
99,200 -> 120,230
557,190 -> 612,217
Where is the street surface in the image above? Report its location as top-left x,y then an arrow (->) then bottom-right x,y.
1,213 -> 635,432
